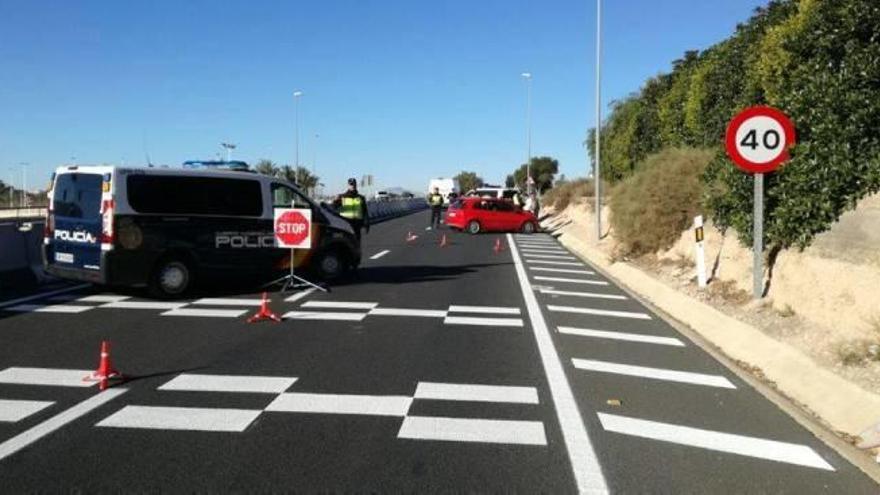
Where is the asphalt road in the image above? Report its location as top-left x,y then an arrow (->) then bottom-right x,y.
0,209 -> 876,493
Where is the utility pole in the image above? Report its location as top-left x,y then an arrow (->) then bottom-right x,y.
594,0 -> 603,243
19,162 -> 28,208
521,72 -> 533,195
293,90 -> 303,168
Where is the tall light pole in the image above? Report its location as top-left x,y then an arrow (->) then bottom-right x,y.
521,72 -> 533,195
220,142 -> 236,161
594,0 -> 603,243
19,162 -> 28,208
293,90 -> 303,168
312,133 -> 319,196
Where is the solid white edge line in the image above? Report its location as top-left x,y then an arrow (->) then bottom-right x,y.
571,359 -> 736,389
285,287 -> 317,303
598,413 -> 834,471
414,382 -> 539,404
547,305 -> 651,320
0,283 -> 90,310
370,249 -> 391,260
507,233 -> 609,493
398,416 -> 547,445
558,327 -> 685,347
0,388 -> 127,462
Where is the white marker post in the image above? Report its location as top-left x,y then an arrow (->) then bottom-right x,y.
693,215 -> 707,288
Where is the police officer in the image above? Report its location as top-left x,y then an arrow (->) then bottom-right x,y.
427,186 -> 444,230
334,178 -> 369,241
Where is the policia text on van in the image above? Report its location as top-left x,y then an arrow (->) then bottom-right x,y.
43,166 -> 361,298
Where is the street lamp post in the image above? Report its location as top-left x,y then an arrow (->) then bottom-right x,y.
220,142 -> 236,162
19,162 -> 28,208
521,72 -> 533,195
293,91 -> 303,168
594,0 -> 603,243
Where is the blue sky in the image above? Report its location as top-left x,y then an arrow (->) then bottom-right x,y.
0,0 -> 764,193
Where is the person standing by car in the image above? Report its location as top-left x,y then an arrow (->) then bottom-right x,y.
334,178 -> 370,241
427,186 -> 444,230
524,191 -> 540,216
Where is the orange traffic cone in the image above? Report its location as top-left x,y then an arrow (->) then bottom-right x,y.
493,238 -> 504,254
84,341 -> 122,391
439,234 -> 448,248
248,292 -> 282,323
405,231 -> 418,244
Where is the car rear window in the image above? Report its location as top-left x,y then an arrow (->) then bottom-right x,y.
53,173 -> 103,219
450,199 -> 463,209
127,175 -> 263,216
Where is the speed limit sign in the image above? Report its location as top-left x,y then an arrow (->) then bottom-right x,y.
725,106 -> 796,174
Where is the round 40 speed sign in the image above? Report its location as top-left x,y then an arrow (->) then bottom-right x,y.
725,106 -> 796,174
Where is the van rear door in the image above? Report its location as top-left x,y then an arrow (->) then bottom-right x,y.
48,172 -> 104,272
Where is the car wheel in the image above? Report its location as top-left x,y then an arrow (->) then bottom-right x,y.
149,257 -> 192,299
466,220 -> 482,234
316,248 -> 347,280
521,221 -> 536,234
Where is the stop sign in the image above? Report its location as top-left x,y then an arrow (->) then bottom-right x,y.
274,208 -> 312,249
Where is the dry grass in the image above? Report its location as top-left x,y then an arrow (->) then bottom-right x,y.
776,304 -> 796,318
707,279 -> 751,305
835,316 -> 880,367
543,179 -> 596,211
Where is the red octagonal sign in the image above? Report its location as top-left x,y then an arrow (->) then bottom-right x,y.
725,106 -> 796,174
274,208 -> 311,249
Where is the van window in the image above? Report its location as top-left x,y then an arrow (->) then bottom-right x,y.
127,175 -> 263,216
53,173 -> 103,219
272,183 -> 311,209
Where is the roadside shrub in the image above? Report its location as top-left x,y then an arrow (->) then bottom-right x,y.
610,148 -> 714,256
543,178 -> 595,211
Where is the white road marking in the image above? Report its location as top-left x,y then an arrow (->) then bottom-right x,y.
539,288 -> 626,300
447,305 -> 521,315
159,374 -> 298,394
191,298 -> 264,306
302,301 -> 379,310
282,311 -> 367,321
370,307 -> 447,318
443,316 -> 524,327
521,248 -> 568,254
285,288 -> 317,303
518,242 -> 560,248
0,399 -> 54,422
530,267 -> 596,275
598,413 -> 834,471
414,382 -> 539,404
4,304 -> 93,313
266,393 -> 413,416
0,283 -> 90,309
370,249 -> 391,260
526,259 -> 584,266
525,254 -> 577,260
534,276 -> 608,286
558,327 -> 685,347
398,416 -> 547,446
572,359 -> 736,389
97,405 -> 260,432
0,388 -> 127,462
0,367 -> 97,387
101,301 -> 186,310
162,308 -> 248,318
77,294 -> 130,303
507,234 -> 609,493
547,305 -> 650,320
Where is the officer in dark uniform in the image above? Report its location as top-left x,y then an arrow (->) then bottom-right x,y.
427,186 -> 444,230
333,178 -> 370,241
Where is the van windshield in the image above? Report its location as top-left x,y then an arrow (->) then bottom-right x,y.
53,173 -> 102,219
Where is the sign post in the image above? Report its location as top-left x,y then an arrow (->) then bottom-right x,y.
268,207 -> 326,293
725,106 -> 796,299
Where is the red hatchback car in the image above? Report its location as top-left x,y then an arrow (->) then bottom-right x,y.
445,197 -> 539,234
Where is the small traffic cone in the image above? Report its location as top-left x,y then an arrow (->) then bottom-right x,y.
84,341 -> 122,391
439,234 -> 448,248
247,292 -> 282,323
405,231 -> 418,243
493,238 -> 504,254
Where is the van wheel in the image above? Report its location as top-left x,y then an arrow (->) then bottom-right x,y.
521,222 -> 537,234
466,220 -> 482,235
149,258 -> 192,299
315,248 -> 347,280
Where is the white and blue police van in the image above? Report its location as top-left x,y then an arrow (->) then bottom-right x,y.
43,165 -> 360,298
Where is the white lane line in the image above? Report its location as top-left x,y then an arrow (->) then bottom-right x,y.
539,289 -> 626,301
547,305 -> 650,320
285,288 -> 317,303
572,359 -> 735,389
191,298 -> 263,306
282,311 -> 367,321
0,388 -> 127,462
598,413 -> 834,471
159,374 -> 298,394
370,308 -> 447,318
370,249 -> 391,260
507,234 -> 609,493
526,259 -> 584,266
526,254 -> 577,260
302,301 -> 379,310
101,301 -> 186,310
558,327 -> 685,347
535,276 -> 608,286
0,399 -> 54,422
266,393 -> 413,417
0,367 -> 97,388
414,382 -> 539,404
443,316 -> 524,327
530,267 -> 596,275
0,283 -> 90,309
398,416 -> 547,446
447,305 -> 521,315
97,405 -> 260,432
161,308 -> 248,318
4,304 -> 93,314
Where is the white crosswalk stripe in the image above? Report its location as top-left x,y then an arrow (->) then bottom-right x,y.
414,382 -> 538,404
159,374 -> 298,394
282,311 -> 367,321
162,308 -> 248,318
191,298 -> 264,306
547,305 -> 650,319
398,416 -> 547,445
101,301 -> 186,310
0,399 -> 54,422
266,393 -> 413,417
303,301 -> 379,310
598,413 -> 834,471
521,248 -> 567,254
534,276 -> 608,286
77,294 -> 130,303
558,326 -> 685,347
525,259 -> 584,266
285,288 -> 317,303
370,249 -> 390,260
4,304 -> 93,314
97,405 -> 261,432
0,367 -> 97,388
447,305 -> 521,315
525,254 -> 577,260
572,359 -> 735,388
370,308 -> 447,317
539,288 -> 626,300
530,267 -> 596,275
443,316 -> 524,327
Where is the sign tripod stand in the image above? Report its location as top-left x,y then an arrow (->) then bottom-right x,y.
266,205 -> 328,293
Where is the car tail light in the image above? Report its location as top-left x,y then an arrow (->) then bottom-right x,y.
44,209 -> 54,241
100,198 -> 115,248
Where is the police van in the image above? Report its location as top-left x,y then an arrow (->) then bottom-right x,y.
43,165 -> 361,297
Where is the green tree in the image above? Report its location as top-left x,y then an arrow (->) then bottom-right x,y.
454,171 -> 484,193
511,156 -> 559,193
253,159 -> 279,176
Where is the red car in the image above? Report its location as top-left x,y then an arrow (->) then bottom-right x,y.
445,197 -> 539,234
